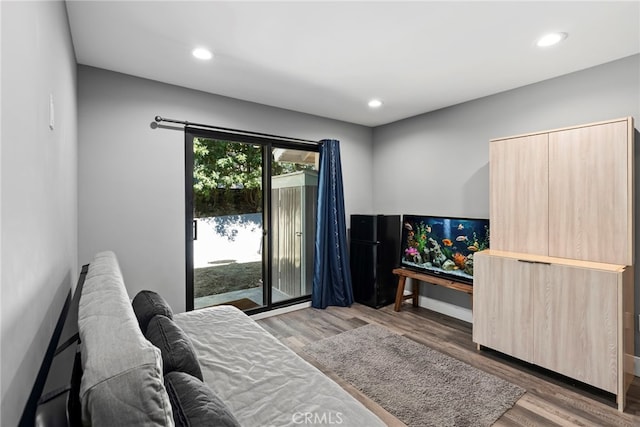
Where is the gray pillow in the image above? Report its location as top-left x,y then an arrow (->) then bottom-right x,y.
132,290 -> 173,334
164,371 -> 240,427
145,315 -> 203,381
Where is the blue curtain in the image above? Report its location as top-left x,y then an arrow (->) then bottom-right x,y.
312,139 -> 353,309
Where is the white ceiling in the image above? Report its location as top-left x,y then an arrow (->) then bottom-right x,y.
65,1 -> 640,127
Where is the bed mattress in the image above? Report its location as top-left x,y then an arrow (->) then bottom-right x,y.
174,306 -> 385,427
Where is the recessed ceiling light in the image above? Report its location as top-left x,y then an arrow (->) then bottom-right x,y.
536,32 -> 568,47
368,99 -> 383,108
192,47 -> 213,60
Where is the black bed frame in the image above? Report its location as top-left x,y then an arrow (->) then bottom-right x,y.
19,264 -> 88,427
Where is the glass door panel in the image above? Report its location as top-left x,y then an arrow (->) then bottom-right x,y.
192,137 -> 264,310
270,148 -> 319,302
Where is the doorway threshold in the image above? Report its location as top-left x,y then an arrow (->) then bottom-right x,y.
194,287 -> 293,310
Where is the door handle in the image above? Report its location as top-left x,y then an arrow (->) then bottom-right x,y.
295,232 -> 303,236
193,219 -> 198,241
517,259 -> 550,265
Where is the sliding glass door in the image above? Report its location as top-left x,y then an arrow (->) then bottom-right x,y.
189,136 -> 264,310
185,128 -> 318,313
271,148 -> 318,303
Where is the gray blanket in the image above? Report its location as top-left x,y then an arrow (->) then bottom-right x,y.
174,306 -> 385,427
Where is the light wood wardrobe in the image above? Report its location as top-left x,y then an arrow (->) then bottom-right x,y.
473,117 -> 635,411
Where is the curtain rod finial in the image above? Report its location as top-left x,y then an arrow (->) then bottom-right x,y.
154,116 -> 162,122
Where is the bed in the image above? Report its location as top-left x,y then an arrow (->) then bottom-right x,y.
28,251 -> 385,427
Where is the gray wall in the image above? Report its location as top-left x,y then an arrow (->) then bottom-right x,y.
77,66 -> 373,314
0,1 -> 78,425
372,54 -> 640,353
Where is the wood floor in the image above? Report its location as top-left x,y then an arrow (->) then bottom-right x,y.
256,302 -> 640,427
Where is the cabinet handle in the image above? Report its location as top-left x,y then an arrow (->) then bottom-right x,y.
517,259 -> 551,265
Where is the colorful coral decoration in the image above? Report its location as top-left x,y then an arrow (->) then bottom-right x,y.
453,252 -> 467,269
405,247 -> 418,256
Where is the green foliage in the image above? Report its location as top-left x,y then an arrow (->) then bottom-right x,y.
194,138 -> 261,194
469,225 -> 490,251
406,221 -> 431,255
193,138 -> 316,217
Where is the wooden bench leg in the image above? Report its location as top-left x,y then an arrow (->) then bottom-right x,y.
394,276 -> 407,312
392,267 -> 473,315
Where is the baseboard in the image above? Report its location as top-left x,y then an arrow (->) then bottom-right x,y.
635,356 -> 640,377
417,295 -> 473,323
250,301 -> 311,320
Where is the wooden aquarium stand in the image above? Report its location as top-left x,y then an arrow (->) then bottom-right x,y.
392,268 -> 473,312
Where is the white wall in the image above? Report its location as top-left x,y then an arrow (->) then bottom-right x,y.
77,66 -> 373,314
0,1 -> 78,425
372,55 -> 640,351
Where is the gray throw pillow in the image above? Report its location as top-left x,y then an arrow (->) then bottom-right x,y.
145,315 -> 203,381
132,290 -> 173,334
164,371 -> 240,427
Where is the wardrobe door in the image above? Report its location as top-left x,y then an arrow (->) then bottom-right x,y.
533,263 -> 618,393
490,134 -> 549,255
473,252 -> 534,363
548,120 -> 631,264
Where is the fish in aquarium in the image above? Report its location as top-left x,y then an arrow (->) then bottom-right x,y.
400,215 -> 490,283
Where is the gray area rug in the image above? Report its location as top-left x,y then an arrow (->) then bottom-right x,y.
303,324 -> 525,427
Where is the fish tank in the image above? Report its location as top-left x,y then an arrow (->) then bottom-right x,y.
399,214 -> 490,285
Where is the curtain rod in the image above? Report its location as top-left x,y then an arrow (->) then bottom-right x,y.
154,116 -> 321,145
